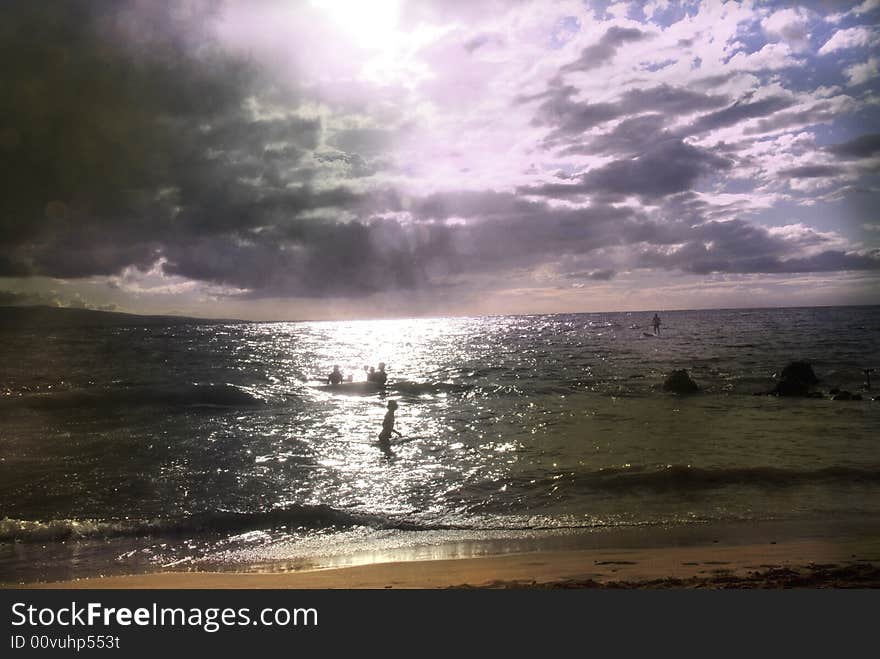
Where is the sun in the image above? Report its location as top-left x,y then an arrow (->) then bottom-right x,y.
310,0 -> 402,51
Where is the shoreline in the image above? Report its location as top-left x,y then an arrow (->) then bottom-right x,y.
7,520 -> 880,589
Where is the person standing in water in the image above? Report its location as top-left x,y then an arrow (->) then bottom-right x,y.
652,313 -> 662,336
327,365 -> 343,385
378,400 -> 402,443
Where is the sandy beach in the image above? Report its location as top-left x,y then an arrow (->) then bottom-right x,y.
10,530 -> 880,589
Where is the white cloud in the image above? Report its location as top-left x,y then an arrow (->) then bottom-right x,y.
818,26 -> 879,55
762,7 -> 812,53
642,0 -> 670,19
767,223 -> 849,255
828,0 -> 880,24
854,0 -> 880,15
724,42 -> 800,73
844,57 -> 879,86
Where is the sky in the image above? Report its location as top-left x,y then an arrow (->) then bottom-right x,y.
1,0 -> 879,320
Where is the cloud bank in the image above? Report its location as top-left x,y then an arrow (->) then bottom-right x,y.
1,0 -> 878,317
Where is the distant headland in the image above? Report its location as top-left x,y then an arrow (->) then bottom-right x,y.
0,305 -> 243,328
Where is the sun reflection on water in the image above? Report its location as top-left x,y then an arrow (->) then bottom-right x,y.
5,309 -> 879,579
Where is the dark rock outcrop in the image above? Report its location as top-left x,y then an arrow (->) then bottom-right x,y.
662,370 -> 699,394
767,361 -> 819,397
779,361 -> 818,386
773,379 -> 811,397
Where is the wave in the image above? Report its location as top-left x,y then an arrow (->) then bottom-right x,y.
480,464 -> 880,497
0,505 -> 460,543
390,380 -> 474,397
1,383 -> 265,411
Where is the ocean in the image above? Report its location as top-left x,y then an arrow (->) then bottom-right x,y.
1,305 -> 879,583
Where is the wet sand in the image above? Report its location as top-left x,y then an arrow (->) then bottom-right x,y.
12,534 -> 880,589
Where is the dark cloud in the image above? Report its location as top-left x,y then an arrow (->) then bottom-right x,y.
677,249 -> 880,275
399,196 -> 880,280
690,72 -> 744,89
523,140 -> 732,199
560,26 -> 652,73
634,216 -> 880,275
533,84 -> 727,145
411,190 -> 550,222
463,32 -> 504,53
559,114 -> 670,156
1,1 -> 252,260
533,87 -> 620,138
155,195 -> 654,297
744,100 -> 844,135
568,269 -> 617,281
458,204 -> 880,278
682,97 -> 796,136
315,151 -> 380,178
161,219 -> 429,298
827,133 -> 880,159
2,1 -> 875,304
779,165 -> 844,178
0,1 -> 409,297
619,84 -> 729,117
328,127 -> 394,157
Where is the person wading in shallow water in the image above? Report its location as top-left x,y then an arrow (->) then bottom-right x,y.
378,400 -> 402,444
652,313 -> 662,336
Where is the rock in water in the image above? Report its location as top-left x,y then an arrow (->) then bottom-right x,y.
779,362 -> 818,385
663,370 -> 699,394
768,361 -> 819,397
773,379 -> 811,397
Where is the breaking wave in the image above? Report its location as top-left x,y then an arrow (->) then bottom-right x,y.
474,464 -> 880,498
2,383 -> 265,410
0,506 -> 461,543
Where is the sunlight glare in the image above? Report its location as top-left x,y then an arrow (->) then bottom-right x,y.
310,0 -> 401,50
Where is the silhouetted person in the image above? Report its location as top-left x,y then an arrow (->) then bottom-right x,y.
374,362 -> 388,386
367,366 -> 377,382
652,313 -> 661,336
378,400 -> 402,444
327,365 -> 343,385
377,439 -> 394,459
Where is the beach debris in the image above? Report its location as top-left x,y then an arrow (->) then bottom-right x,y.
662,369 -> 700,394
448,562 -> 880,589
